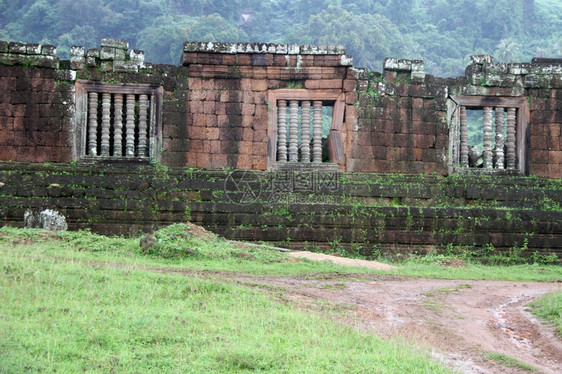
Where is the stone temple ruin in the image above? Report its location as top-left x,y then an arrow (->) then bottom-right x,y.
0,38 -> 561,259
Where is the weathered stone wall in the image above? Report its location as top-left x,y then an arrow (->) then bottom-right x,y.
0,162 -> 560,259
348,59 -> 449,174
0,38 -> 561,177
452,56 -> 562,178
0,39 -> 190,166
0,38 -> 561,259
181,42 -> 356,169
0,41 -> 74,163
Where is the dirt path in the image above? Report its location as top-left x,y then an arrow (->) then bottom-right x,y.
289,250 -> 397,270
234,273 -> 561,374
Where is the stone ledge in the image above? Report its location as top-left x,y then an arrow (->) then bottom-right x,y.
183,41 -> 346,55
0,52 -> 59,69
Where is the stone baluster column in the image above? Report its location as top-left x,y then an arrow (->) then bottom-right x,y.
87,92 -> 98,156
495,107 -> 505,169
277,100 -> 287,162
137,94 -> 149,157
506,108 -> 517,169
288,100 -> 299,162
301,101 -> 311,162
125,94 -> 136,157
100,93 -> 111,156
312,101 -> 323,163
482,107 -> 493,168
113,94 -> 123,156
460,105 -> 468,167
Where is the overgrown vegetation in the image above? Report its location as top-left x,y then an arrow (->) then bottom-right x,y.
401,240 -> 559,267
485,352 -> 538,372
1,1 -> 560,76
529,291 -> 562,336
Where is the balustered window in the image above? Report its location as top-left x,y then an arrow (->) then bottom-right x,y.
267,89 -> 346,170
448,96 -> 529,174
75,81 -> 162,161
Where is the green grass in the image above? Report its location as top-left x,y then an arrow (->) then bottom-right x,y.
0,225 -> 348,276
388,260 -> 561,282
2,225 -> 559,282
529,291 -> 562,336
0,226 -> 450,373
0,225 -> 560,373
485,352 -> 538,372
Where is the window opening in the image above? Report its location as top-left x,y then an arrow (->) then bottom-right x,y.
75,81 -> 162,162
450,96 -> 528,174
275,100 -> 335,163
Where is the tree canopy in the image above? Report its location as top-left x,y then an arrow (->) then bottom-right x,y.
0,0 -> 560,76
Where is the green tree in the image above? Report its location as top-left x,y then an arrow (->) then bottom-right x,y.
295,8 -> 411,71
494,38 -> 523,62
138,14 -> 248,64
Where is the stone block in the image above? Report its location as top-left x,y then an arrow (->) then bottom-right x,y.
101,38 -> 129,50
241,103 -> 255,116
384,57 -> 399,71
530,135 -> 547,150
530,65 -> 562,75
304,79 -> 342,89
345,92 -> 357,105
205,114 -> 218,128
411,71 -> 426,84
113,60 -> 139,73
86,56 -> 97,67
251,79 -> 268,91
9,42 -> 26,54
70,55 -> 86,70
524,74 -> 551,88
211,153 -> 229,168
236,154 -> 253,169
470,55 -> 494,65
340,55 -> 353,66
343,79 -> 356,91
0,41 -> 8,53
397,59 -> 412,71
70,45 -> 85,57
114,48 -> 126,61
129,49 -> 144,63
26,43 -> 41,55
100,61 -> 113,71
100,46 -> 116,60
87,49 -> 100,58
507,63 -> 532,75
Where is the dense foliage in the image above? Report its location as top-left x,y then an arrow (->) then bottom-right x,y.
0,0 -> 560,76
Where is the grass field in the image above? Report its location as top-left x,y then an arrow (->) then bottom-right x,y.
1,225 -> 560,373
530,291 -> 562,336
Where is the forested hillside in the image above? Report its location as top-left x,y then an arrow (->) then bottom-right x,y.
0,0 -> 560,76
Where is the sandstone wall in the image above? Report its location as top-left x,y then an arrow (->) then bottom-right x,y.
0,39 -> 561,177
